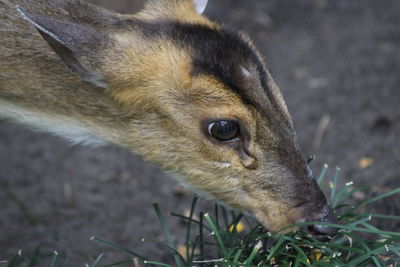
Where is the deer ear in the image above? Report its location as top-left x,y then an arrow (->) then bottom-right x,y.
193,0 -> 208,14
17,6 -> 108,88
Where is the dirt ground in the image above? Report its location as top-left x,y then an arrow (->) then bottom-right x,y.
1,0 -> 399,265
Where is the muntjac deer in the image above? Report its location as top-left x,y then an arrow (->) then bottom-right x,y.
0,0 -> 336,234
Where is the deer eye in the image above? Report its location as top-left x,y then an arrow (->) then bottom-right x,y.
208,120 -> 240,141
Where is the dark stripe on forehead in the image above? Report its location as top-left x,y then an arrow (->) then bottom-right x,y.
118,19 -> 272,108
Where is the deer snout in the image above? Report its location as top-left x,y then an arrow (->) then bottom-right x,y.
304,204 -> 338,236
297,176 -> 338,236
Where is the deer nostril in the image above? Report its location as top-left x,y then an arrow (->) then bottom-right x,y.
306,206 -> 338,236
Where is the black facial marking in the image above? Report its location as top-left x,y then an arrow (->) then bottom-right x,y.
117,19 -> 274,110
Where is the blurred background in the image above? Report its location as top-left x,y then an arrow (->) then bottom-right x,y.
1,0 -> 399,265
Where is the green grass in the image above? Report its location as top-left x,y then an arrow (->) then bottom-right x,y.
4,165 -> 400,266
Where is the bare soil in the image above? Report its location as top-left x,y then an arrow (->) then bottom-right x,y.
1,0 -> 399,265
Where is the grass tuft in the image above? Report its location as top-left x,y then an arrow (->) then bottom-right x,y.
6,165 -> 400,266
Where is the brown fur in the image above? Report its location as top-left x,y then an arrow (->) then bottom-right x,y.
0,0 -> 329,232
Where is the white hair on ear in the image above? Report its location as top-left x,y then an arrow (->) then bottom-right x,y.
193,0 -> 208,14
16,6 -> 64,45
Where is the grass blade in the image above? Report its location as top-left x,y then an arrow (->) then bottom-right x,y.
317,163 -> 329,185
204,213 -> 228,257
371,214 -> 400,220
330,167 -> 341,203
49,251 -> 58,267
7,250 -> 23,267
57,257 -> 69,267
243,241 -> 262,264
232,249 -> 243,263
221,206 -> 230,229
266,236 -> 287,261
185,197 -> 198,261
153,203 -> 184,267
143,260 -> 175,267
101,260 -> 137,267
89,253 -> 104,267
342,187 -> 400,217
142,238 -> 186,263
214,204 -> 220,231
27,246 -> 41,267
90,236 -> 145,260
4,188 -> 37,225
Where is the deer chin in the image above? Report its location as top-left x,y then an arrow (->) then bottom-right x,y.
222,188 -> 305,233
251,205 -> 305,233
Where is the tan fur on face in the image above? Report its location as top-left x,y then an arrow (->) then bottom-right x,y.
137,0 -> 216,27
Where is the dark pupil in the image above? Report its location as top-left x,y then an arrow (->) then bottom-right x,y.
211,121 -> 239,141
